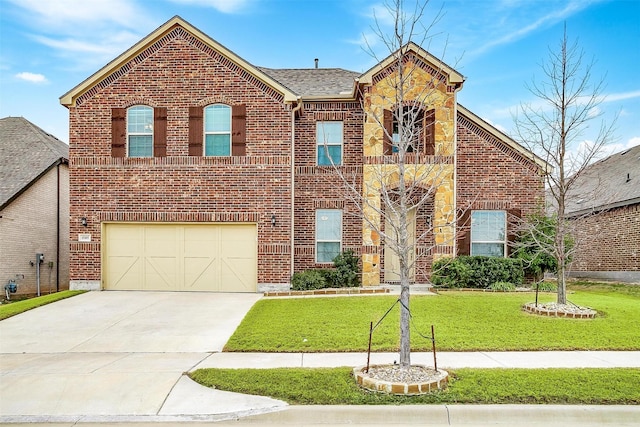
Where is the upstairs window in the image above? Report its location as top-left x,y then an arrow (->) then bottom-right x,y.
384,107 -> 435,155
204,104 -> 231,156
316,121 -> 343,165
470,210 -> 506,257
127,105 -> 153,157
316,209 -> 342,263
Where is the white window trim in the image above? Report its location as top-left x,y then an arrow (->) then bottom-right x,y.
127,105 -> 153,158
470,210 -> 507,257
315,209 -> 342,264
204,104 -> 232,156
316,121 -> 343,166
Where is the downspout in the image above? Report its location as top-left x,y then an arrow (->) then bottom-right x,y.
290,98 -> 303,279
56,161 -> 61,292
452,86 -> 462,256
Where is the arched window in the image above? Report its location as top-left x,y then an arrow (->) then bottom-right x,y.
204,104 -> 231,156
127,105 -> 153,157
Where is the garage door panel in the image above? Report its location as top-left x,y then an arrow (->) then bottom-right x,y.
104,223 -> 256,292
106,256 -> 142,290
184,256 -> 218,291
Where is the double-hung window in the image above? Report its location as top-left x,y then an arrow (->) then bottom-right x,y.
204,104 -> 231,156
470,210 -> 507,257
316,121 -> 343,165
316,209 -> 342,263
127,105 -> 153,157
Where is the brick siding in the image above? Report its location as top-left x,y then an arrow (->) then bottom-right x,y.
569,203 -> 640,272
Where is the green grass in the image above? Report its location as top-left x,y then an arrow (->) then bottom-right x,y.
225,284 -> 640,352
189,367 -> 640,405
0,290 -> 86,320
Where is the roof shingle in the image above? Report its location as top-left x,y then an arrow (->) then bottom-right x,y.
0,117 -> 69,208
257,67 -> 359,97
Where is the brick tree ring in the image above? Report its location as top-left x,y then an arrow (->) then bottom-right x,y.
522,302 -> 597,319
353,364 -> 448,395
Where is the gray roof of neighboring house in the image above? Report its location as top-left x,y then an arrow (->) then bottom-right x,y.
564,144 -> 640,216
0,117 -> 69,209
258,67 -> 360,97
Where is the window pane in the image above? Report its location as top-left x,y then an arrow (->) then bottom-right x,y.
205,134 -> 230,156
316,210 -> 341,241
316,122 -> 343,144
317,242 -> 341,263
317,145 -> 342,165
204,105 -> 231,132
472,243 -> 505,257
127,106 -> 153,134
128,135 -> 152,157
471,211 -> 506,242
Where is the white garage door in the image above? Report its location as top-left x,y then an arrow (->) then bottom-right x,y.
103,223 -> 257,292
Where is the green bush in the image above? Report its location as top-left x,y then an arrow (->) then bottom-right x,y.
291,270 -> 327,291
328,250 -> 360,288
431,258 -> 472,288
490,281 -> 516,292
534,281 -> 557,292
431,256 -> 524,289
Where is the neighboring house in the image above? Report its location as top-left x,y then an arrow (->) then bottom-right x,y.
60,16 -> 547,293
0,117 -> 69,296
564,145 -> 640,283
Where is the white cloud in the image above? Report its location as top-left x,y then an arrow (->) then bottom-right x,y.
7,0 -> 147,30
470,1 -> 589,56
167,0 -> 252,14
15,72 -> 47,83
603,90 -> 640,103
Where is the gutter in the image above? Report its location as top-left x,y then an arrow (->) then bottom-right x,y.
290,98 -> 303,279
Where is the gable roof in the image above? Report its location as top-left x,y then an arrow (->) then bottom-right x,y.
564,144 -> 640,216
60,16 -> 299,107
359,41 -> 465,88
0,117 -> 69,209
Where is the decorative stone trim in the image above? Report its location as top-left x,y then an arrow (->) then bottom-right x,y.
522,303 -> 597,319
264,287 -> 389,297
353,364 -> 448,395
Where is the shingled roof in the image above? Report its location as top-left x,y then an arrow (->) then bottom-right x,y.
564,144 -> 640,216
0,117 -> 69,209
257,67 -> 359,97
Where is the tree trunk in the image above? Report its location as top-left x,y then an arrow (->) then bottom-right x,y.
399,273 -> 411,368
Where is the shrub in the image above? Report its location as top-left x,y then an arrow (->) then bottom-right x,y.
490,281 -> 516,292
291,270 -> 327,291
329,250 -> 360,288
431,258 -> 472,288
534,281 -> 557,292
431,256 -> 524,289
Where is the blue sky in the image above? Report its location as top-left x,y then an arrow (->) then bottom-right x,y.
1,0 -> 638,157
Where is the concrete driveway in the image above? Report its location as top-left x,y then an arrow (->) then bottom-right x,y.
0,291 -> 286,423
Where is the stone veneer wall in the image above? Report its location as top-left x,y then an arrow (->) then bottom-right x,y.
361,62 -> 457,286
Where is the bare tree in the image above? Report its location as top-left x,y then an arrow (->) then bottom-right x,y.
514,25 -> 616,304
321,0 -> 460,369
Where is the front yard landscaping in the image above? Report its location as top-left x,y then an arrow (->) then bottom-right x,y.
189,367 -> 640,405
192,282 -> 639,405
224,283 -> 640,352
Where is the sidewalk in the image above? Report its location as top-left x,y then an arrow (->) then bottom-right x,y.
196,350 -> 640,370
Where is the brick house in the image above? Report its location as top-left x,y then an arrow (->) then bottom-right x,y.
565,145 -> 640,283
61,16 -> 547,292
0,117 -> 70,296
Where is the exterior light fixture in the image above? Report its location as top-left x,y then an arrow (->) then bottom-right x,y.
271,214 -> 276,227
80,217 -> 88,227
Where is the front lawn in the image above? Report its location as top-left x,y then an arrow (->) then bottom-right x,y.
189,367 -> 640,405
0,290 -> 86,320
225,284 -> 640,352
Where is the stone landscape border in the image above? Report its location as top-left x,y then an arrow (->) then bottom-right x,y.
264,288 -> 390,297
522,302 -> 597,319
353,364 -> 448,395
